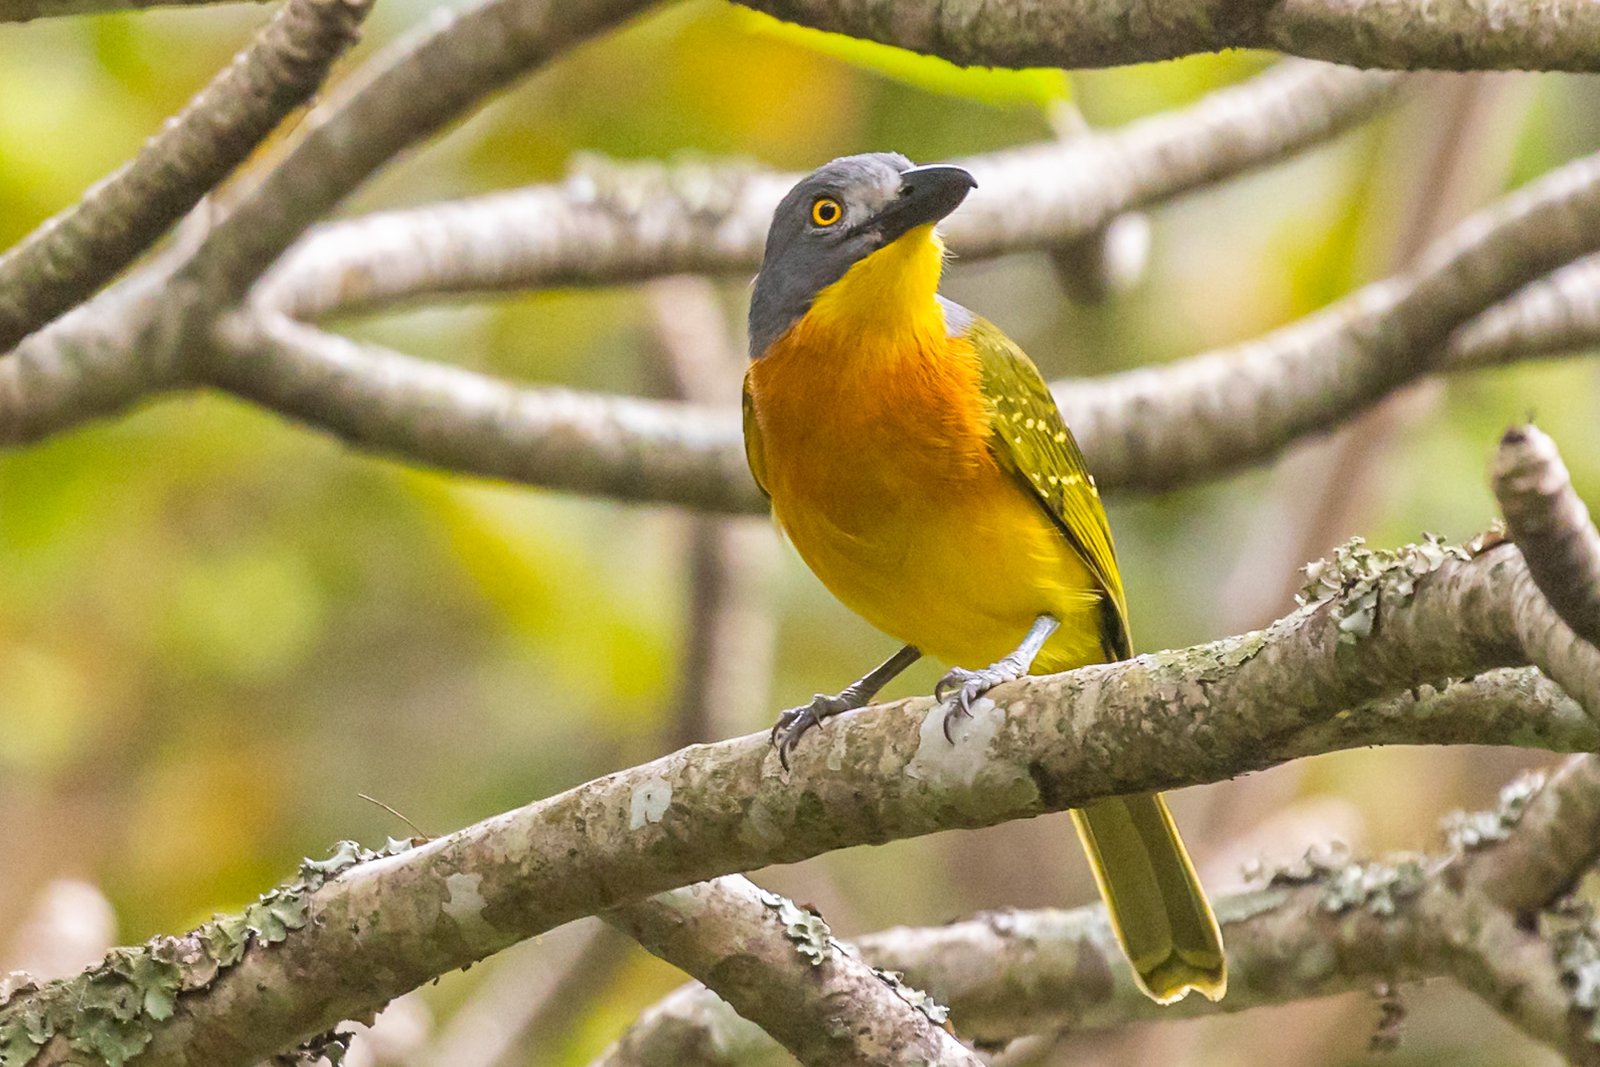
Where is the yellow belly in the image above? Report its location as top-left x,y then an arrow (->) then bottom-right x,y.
748,332 -> 1107,674
775,472 -> 1105,672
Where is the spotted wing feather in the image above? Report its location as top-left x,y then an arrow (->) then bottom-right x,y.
961,311 -> 1132,659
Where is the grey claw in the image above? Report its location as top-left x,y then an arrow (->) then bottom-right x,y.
770,693 -> 846,769
935,662 -> 1022,743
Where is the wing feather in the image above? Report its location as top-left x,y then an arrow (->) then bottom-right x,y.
961,311 -> 1132,659
741,371 -> 771,500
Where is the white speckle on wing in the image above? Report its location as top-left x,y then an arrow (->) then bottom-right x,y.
630,776 -> 672,829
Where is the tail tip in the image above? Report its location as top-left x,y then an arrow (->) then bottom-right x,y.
1138,968 -> 1228,1005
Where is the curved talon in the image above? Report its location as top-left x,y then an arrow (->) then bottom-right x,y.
770,693 -> 846,770
936,661 -> 1025,742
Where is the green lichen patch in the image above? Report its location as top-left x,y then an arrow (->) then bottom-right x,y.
1442,769 -> 1546,852
0,838 -> 415,1067
757,889 -> 833,966
1298,534 -> 1470,644
868,966 -> 951,1027
753,891 -> 953,1029
1258,845 -> 1428,916
1552,908 -> 1600,1043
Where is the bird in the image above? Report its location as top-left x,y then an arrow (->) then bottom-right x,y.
739,152 -> 1227,1005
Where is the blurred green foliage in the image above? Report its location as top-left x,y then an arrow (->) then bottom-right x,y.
1,2 -> 1598,1064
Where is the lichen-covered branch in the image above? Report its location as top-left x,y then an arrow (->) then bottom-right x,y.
1494,424 -> 1600,651
595,853 -> 1592,1066
0,0 -> 371,354
610,877 -> 981,1067
1,532 -> 1594,1066
602,742 -> 1600,1067
739,0 -> 1600,72
1468,756 -> 1600,914
253,60 -> 1403,319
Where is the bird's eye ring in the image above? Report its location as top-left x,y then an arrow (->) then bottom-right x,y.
811,197 -> 843,227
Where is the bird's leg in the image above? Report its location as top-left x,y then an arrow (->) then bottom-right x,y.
772,644 -> 922,768
935,614 -> 1059,742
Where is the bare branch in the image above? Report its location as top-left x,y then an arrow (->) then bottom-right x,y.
0,0 -> 260,22
178,0 -> 653,309
256,61 -> 1403,319
416,920 -> 633,1067
0,0 -> 371,354
1064,148 -> 1600,493
0,275 -> 186,446
2,531 -> 1593,1066
738,0 -> 1600,72
611,877 -> 982,1067
1450,253 -> 1600,365
212,143 -> 1600,515
1494,424 -> 1600,650
209,310 -> 759,512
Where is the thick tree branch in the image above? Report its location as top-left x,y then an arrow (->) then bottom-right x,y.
0,0 -> 371,355
253,61 -> 1403,319
2,532 -> 1595,1065
611,877 -> 980,1067
0,274 -> 187,445
738,0 -> 1600,72
606,747 -> 1600,1066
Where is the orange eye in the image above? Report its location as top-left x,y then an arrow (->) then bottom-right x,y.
811,197 -> 843,227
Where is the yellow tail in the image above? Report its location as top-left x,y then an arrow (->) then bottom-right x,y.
1071,793 -> 1227,1003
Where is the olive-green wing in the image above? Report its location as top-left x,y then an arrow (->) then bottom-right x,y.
965,313 -> 1132,659
742,373 -> 771,500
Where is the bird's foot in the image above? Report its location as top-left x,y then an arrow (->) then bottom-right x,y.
771,692 -> 856,769
934,656 -> 1025,742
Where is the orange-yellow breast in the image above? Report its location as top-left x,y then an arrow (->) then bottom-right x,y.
744,293 -> 1105,673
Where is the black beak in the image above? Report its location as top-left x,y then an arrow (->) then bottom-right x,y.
872,164 -> 977,244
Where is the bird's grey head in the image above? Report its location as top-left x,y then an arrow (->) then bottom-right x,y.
747,152 -> 976,357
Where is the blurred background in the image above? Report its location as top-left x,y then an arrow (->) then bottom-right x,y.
2,1 -> 1599,1063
